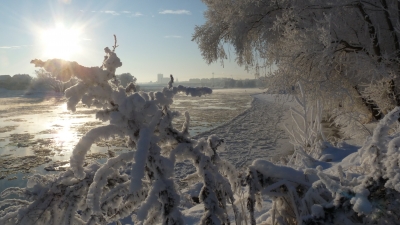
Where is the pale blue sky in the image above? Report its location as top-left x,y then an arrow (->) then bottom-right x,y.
0,0 -> 254,82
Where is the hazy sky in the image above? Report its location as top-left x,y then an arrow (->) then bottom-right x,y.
0,0 -> 254,82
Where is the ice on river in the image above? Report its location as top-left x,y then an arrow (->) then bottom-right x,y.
0,88 -> 265,190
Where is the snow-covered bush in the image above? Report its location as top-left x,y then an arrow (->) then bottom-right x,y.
29,68 -> 78,93
246,107 -> 400,225
116,73 -> 136,88
330,109 -> 372,144
0,40 -> 238,225
327,85 -> 375,144
284,82 -> 326,168
362,79 -> 397,116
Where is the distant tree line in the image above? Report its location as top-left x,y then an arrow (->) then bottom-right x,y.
0,71 -> 139,93
187,77 -> 262,88
0,74 -> 32,90
223,78 -> 260,88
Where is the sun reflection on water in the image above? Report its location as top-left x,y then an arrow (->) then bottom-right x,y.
54,120 -> 75,147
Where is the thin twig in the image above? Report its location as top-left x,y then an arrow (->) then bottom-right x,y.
112,34 -> 119,52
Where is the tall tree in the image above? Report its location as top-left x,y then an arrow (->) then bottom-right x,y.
193,0 -> 400,120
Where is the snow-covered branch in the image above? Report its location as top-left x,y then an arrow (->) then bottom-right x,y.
0,42 -> 244,225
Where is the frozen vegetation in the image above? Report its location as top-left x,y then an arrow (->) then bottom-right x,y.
3,0 -> 400,223
0,42 -> 240,224
0,37 -> 399,224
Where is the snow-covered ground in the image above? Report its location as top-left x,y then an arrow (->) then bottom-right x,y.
196,94 -> 296,167
179,93 -> 363,224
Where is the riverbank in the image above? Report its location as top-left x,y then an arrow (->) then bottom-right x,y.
195,93 -> 296,167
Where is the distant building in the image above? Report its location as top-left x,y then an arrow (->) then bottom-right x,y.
157,74 -> 163,83
157,74 -> 173,84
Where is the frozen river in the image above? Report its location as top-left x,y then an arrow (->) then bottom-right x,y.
0,88 -> 262,192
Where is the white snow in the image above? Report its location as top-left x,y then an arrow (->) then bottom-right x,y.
181,92 -> 363,224
0,86 -> 379,224
196,93 -> 297,167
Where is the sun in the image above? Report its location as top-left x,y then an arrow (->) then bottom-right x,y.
41,23 -> 82,60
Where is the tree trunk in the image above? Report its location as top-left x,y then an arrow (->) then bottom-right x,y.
356,3 -> 382,61
381,0 -> 400,111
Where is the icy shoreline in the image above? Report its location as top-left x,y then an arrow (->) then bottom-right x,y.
195,93 -> 296,167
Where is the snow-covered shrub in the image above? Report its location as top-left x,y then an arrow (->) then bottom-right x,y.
285,83 -> 327,168
362,79 -> 397,116
247,107 -> 400,225
246,160 -> 326,225
329,85 -> 374,144
29,68 -> 78,93
330,109 -> 372,144
116,73 -> 136,88
309,107 -> 400,224
0,41 -> 238,225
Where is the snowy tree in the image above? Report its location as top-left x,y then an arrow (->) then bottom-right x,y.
193,0 -> 400,120
117,73 -> 136,88
30,68 -> 77,93
245,106 -> 400,224
0,39 -> 237,225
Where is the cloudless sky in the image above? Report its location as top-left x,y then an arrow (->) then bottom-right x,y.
0,0 -> 254,82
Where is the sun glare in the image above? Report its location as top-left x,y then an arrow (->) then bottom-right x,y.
41,23 -> 82,60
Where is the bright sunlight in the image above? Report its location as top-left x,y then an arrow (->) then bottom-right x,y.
41,23 -> 82,60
